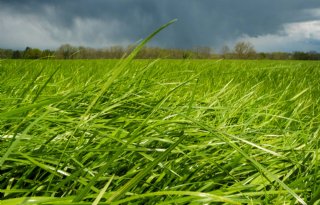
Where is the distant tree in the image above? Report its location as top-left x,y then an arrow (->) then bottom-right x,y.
23,47 -> 42,59
220,45 -> 231,59
258,52 -> 267,59
77,46 -> 88,59
41,49 -> 55,59
307,51 -> 320,60
56,44 -> 78,59
292,51 -> 309,60
233,41 -> 256,59
109,46 -> 125,58
292,51 -> 320,60
182,50 -> 193,59
192,46 -> 212,59
0,49 -> 13,59
12,50 -> 22,59
270,52 -> 290,60
30,48 -> 42,59
23,47 -> 31,58
3,44 -> 320,60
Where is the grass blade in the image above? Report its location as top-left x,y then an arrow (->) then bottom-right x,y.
92,174 -> 115,205
83,19 -> 177,116
107,132 -> 185,202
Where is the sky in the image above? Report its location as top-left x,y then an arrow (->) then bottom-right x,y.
1,0 -> 320,52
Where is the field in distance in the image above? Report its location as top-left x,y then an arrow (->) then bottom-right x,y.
0,59 -> 319,204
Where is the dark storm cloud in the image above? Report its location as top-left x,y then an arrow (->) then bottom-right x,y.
1,0 -> 320,51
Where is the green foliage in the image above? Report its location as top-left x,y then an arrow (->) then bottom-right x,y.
2,45 -> 320,60
1,59 -> 319,204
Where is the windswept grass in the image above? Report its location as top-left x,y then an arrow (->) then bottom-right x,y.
1,54 -> 320,203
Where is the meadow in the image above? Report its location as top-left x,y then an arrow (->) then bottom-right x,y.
0,57 -> 319,205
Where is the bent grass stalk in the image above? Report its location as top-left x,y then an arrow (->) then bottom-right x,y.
72,19 -> 177,203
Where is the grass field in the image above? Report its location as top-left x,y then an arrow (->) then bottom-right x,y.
0,58 -> 320,204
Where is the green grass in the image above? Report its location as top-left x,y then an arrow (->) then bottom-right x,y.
0,58 -> 320,204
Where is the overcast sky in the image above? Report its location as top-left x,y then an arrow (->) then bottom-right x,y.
1,0 -> 320,52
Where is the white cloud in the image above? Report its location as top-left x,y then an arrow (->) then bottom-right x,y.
0,7 -> 130,49
285,21 -> 320,39
236,20 -> 320,52
304,8 -> 320,18
0,11 -> 57,49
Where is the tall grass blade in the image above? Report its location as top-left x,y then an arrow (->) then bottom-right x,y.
83,19 -> 177,116
92,174 -> 115,205
72,19 -> 177,202
183,116 -> 307,205
32,66 -> 60,103
107,132 -> 185,202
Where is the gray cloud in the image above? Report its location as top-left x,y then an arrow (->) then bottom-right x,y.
1,0 -> 320,51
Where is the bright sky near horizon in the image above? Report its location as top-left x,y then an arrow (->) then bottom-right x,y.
1,0 -> 320,52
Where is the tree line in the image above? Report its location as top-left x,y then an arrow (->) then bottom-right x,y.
1,42 -> 320,60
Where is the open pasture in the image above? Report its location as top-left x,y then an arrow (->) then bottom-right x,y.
0,59 -> 320,204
